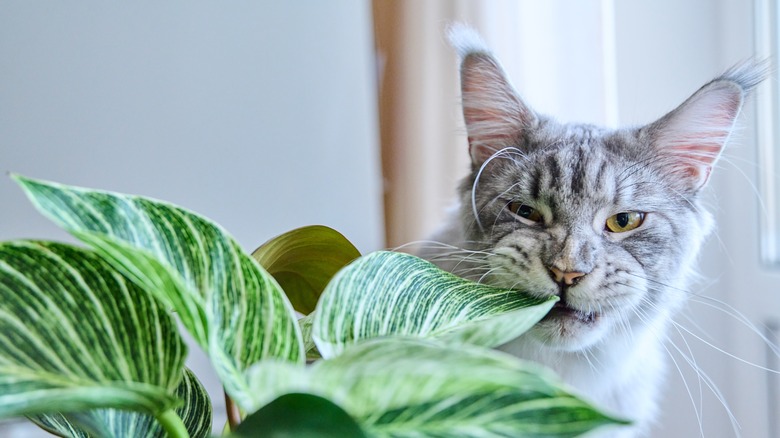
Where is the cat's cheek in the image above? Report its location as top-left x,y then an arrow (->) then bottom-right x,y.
602,226 -> 645,242
488,241 -> 554,294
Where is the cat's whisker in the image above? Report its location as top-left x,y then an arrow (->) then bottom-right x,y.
471,147 -> 527,231
685,297 -> 780,358
658,181 -> 736,266
579,348 -> 600,374
626,273 -> 780,359
423,250 -> 494,261
667,325 -> 743,437
671,319 -> 780,375
412,243 -> 497,259
621,295 -> 741,437
669,321 -> 708,437
664,341 -> 707,438
658,304 -> 709,436
390,240 -> 453,252
477,266 -> 506,284
673,307 -> 720,346
446,264 -> 492,278
601,286 -> 635,342
711,153 -> 769,218
639,310 -> 707,437
397,240 -> 493,256
426,252 -> 489,262
484,181 -> 524,213
623,271 -> 706,296
663,343 -> 716,437
619,279 -> 780,368
612,283 -> 748,436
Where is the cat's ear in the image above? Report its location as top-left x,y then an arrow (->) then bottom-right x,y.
645,61 -> 767,192
449,25 -> 537,167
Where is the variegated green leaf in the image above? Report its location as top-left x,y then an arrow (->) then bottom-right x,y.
252,225 -> 361,315
245,339 -> 628,437
312,251 -> 557,358
31,368 -> 212,438
297,313 -> 322,361
0,241 -> 184,419
234,393 -> 367,438
13,175 -> 304,409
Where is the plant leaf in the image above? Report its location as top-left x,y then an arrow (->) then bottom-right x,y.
233,393 -> 366,438
296,313 -> 323,361
31,368 -> 212,438
0,241 -> 185,419
252,225 -> 361,315
312,251 -> 557,358
13,175 -> 304,409
246,339 -> 629,437
168,368 -> 212,438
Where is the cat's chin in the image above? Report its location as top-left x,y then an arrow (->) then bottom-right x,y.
546,302 -> 597,324
527,303 -> 609,351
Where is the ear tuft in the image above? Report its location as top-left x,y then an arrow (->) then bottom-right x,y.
716,58 -> 772,95
447,23 -> 490,60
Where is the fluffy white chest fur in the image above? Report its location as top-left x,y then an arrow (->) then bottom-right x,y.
499,303 -> 669,437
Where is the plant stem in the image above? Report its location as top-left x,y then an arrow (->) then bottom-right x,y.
225,390 -> 241,431
156,409 -> 190,438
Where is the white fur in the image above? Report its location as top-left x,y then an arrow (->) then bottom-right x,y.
447,23 -> 491,59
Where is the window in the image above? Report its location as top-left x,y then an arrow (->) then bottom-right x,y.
755,0 -> 780,266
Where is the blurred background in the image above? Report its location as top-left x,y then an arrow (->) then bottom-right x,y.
1,1 -> 779,437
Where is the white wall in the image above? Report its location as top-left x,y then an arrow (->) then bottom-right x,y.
0,1 -> 383,434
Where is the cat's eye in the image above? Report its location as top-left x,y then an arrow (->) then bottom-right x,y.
508,202 -> 543,224
605,212 -> 645,233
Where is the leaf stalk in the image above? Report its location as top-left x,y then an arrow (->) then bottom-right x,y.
225,390 -> 241,431
156,409 -> 190,438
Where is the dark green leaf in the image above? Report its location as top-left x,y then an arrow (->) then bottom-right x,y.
233,394 -> 366,438
233,393 -> 366,438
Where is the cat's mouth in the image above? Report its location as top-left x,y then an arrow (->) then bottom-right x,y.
544,300 -> 597,324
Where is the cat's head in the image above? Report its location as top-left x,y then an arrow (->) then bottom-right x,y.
450,27 -> 765,351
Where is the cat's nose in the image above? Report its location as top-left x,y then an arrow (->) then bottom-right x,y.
548,266 -> 587,286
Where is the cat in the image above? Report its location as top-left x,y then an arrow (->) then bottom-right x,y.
417,25 -> 767,437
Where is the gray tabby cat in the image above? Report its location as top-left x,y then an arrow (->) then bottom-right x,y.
419,26 -> 766,437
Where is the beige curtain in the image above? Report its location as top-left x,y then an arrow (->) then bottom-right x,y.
373,0 -> 618,248
373,0 -> 476,248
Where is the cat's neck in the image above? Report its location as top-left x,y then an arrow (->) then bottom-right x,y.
500,311 -> 670,433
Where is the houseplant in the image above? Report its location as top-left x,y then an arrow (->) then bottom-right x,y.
0,175 -> 628,437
